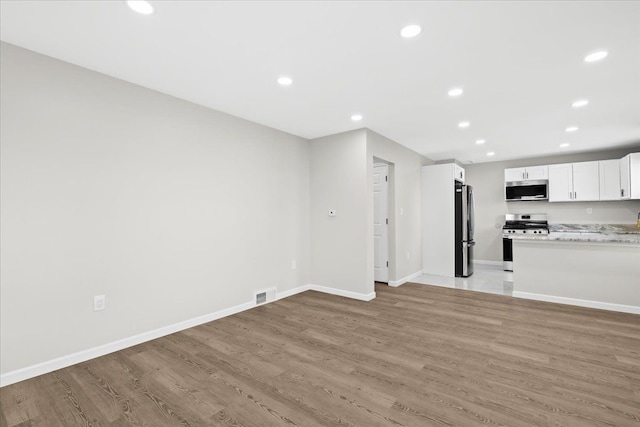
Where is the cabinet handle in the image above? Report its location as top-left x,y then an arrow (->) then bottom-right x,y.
569,191 -> 572,200
622,189 -> 625,197
574,191 -> 577,199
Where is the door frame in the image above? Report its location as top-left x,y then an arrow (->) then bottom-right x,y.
372,158 -> 395,284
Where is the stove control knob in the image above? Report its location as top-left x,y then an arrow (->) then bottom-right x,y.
523,230 -> 527,233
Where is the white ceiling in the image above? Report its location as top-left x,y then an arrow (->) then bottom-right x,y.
1,1 -> 639,163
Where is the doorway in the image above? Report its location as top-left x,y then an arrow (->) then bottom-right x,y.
373,163 -> 389,283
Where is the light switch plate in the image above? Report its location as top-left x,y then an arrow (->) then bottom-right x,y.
94,295 -> 105,311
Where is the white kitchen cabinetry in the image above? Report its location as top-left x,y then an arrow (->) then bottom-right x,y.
599,159 -> 621,201
620,153 -> 640,199
548,161 -> 599,202
454,164 -> 465,183
504,166 -> 548,182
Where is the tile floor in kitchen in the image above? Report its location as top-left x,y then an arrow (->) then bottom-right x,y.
411,263 -> 513,296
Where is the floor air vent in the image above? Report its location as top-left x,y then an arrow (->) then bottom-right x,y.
255,288 -> 277,305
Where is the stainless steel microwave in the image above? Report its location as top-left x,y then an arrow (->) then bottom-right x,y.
505,180 -> 549,201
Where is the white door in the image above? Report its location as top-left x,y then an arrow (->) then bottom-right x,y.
573,161 -> 600,201
599,160 -> 621,201
620,155 -> 631,199
525,166 -> 548,181
373,164 -> 389,283
504,167 -> 526,182
548,164 -> 573,202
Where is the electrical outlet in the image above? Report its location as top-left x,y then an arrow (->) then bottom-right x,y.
94,295 -> 105,311
291,260 -> 297,270
586,208 -> 593,214
328,209 -> 337,217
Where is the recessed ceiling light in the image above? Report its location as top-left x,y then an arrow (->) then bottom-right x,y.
584,51 -> 608,63
565,126 -> 579,132
277,76 -> 293,86
458,121 -> 470,128
487,152 -> 495,157
475,139 -> 485,145
126,0 -> 154,15
351,114 -> 363,121
400,25 -> 422,38
560,143 -> 570,148
448,87 -> 463,97
572,99 -> 589,108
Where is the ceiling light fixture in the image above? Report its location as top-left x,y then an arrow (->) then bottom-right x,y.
572,99 -> 589,108
277,76 -> 293,86
458,121 -> 470,128
584,51 -> 608,63
351,114 -> 363,121
448,87 -> 463,97
475,139 -> 485,145
565,126 -> 579,132
126,0 -> 154,15
560,143 -> 570,148
400,25 -> 422,38
487,152 -> 495,157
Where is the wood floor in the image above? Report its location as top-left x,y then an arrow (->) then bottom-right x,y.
2,283 -> 640,426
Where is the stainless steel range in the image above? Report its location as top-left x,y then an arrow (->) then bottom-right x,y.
502,214 -> 548,271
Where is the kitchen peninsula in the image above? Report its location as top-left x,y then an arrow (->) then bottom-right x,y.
512,224 -> 640,314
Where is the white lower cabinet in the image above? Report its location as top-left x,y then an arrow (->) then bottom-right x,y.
549,161 -> 599,202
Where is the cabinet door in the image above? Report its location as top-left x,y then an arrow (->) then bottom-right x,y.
504,168 -> 525,182
548,164 -> 573,202
620,155 -> 630,199
573,161 -> 600,201
454,164 -> 465,183
525,166 -> 548,180
630,153 -> 640,199
599,160 -> 621,201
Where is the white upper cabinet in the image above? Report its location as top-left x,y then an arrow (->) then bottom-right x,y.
548,164 -> 573,202
620,153 -> 640,199
549,161 -> 599,202
599,159 -> 621,201
524,165 -> 548,181
620,155 -> 631,199
572,161 -> 600,201
505,167 -> 526,182
504,166 -> 548,182
454,164 -> 465,183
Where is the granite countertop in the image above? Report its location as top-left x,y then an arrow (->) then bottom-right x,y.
510,223 -> 640,244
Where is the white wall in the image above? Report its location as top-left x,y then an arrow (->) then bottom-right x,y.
0,43 -> 311,375
465,147 -> 640,262
366,130 -> 432,281
309,130 -> 371,295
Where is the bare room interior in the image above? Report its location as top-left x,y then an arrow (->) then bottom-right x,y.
1,1 -> 639,426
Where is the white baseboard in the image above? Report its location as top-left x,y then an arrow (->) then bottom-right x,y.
0,283 -> 374,387
474,260 -> 503,266
513,291 -> 640,315
307,284 -> 376,301
388,270 -> 423,287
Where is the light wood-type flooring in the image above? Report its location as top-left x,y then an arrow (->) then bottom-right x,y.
2,283 -> 640,426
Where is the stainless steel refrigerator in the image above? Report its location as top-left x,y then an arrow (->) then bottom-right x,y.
455,182 -> 475,277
